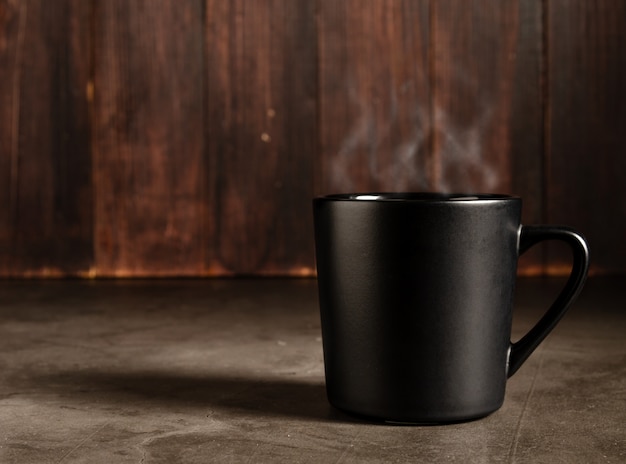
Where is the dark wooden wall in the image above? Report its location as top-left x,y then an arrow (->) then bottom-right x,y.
1,0 -> 624,277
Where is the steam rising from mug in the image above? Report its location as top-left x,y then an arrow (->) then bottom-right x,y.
329,79 -> 500,192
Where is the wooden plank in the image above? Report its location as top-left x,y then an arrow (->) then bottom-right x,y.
317,0 -> 432,194
0,0 -> 21,270
206,0 -> 317,275
546,0 -> 626,275
0,0 -> 92,277
92,0 -> 205,276
431,0 -> 544,273
508,2 -> 546,275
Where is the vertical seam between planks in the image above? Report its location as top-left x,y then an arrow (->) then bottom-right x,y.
88,0 -> 97,277
313,0 -> 321,197
541,0 -> 550,273
201,0 -> 208,273
427,0 -> 438,190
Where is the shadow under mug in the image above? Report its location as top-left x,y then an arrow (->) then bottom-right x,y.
313,193 -> 589,423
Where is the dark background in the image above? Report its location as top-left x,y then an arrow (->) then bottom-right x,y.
0,0 -> 624,278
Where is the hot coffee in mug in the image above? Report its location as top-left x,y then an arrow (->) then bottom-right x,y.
313,193 -> 589,423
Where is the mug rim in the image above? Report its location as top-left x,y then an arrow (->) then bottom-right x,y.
316,192 -> 520,202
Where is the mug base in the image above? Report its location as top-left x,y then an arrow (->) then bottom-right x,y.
328,398 -> 501,425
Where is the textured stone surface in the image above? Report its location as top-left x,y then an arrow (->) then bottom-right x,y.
0,277 -> 624,463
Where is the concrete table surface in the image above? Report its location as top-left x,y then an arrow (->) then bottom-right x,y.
0,277 -> 624,463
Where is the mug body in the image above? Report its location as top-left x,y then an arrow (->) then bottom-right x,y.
313,193 -> 522,423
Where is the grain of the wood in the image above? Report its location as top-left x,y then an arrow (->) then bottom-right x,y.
317,0 -> 432,195
92,0 -> 205,277
1,0 -> 623,278
0,0 -> 92,277
546,0 -> 626,275
0,0 -> 22,249
206,0 -> 317,275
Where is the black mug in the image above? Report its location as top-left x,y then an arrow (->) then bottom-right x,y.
313,193 -> 589,423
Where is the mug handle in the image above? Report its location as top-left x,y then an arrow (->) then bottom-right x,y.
507,225 -> 590,377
